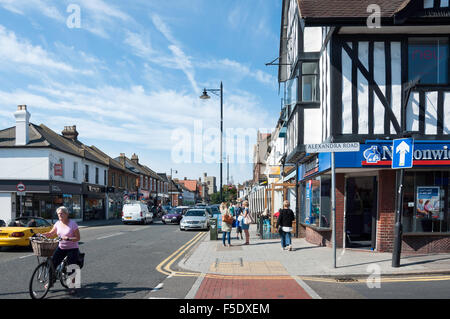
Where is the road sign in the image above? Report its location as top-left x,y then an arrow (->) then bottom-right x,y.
392,138 -> 414,169
305,142 -> 360,153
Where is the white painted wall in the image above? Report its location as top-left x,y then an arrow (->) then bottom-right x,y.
304,27 -> 322,52
373,42 -> 386,135
445,93 -> 450,134
0,193 -> 13,223
342,42 -> 353,134
49,149 -> 83,184
407,92 -> 420,132
391,42 -> 402,134
304,108 -> 322,144
425,91 -> 438,135
82,159 -> 108,186
0,148 -> 49,180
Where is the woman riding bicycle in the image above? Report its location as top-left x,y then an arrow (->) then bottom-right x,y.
43,206 -> 81,292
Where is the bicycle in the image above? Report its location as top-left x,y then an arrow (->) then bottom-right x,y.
28,234 -> 83,299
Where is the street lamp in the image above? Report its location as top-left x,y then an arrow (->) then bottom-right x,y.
200,82 -> 223,203
169,169 -> 178,207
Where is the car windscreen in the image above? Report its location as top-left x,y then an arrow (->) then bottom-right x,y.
184,210 -> 206,217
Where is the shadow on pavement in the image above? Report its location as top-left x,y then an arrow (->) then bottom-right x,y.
48,282 -> 154,299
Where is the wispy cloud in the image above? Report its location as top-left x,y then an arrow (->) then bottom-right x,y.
0,25 -> 91,75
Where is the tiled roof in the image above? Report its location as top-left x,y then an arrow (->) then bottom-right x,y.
297,0 -> 411,18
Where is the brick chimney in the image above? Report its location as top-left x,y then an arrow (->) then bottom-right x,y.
61,125 -> 79,141
14,105 -> 30,146
131,153 -> 139,164
118,153 -> 126,166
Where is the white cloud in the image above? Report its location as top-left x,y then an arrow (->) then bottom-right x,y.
0,0 -> 65,22
0,25 -> 92,75
199,58 -> 276,86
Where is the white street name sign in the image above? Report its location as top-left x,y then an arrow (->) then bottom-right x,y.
305,142 -> 360,153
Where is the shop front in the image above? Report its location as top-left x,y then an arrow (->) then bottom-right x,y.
83,183 -> 106,221
0,180 -> 82,222
297,140 -> 450,254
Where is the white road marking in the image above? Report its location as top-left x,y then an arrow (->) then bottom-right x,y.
96,232 -> 124,240
19,254 -> 34,259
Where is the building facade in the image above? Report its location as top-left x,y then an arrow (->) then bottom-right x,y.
0,106 -> 108,222
278,0 -> 450,253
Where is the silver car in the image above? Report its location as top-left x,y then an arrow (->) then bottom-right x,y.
179,209 -> 211,231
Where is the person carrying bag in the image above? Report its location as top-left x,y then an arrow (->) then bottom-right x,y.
276,200 -> 296,251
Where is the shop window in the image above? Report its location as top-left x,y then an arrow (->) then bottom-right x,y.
73,162 -> 78,180
301,175 -> 331,228
402,171 -> 450,233
408,37 -> 448,84
95,167 -> 99,184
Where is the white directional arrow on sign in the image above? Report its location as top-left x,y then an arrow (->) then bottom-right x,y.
396,141 -> 410,167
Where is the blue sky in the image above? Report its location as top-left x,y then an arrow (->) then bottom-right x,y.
0,0 -> 282,185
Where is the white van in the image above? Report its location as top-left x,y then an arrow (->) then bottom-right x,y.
122,202 -> 153,225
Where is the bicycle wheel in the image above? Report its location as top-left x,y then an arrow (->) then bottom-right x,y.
29,261 -> 52,299
60,266 -> 69,289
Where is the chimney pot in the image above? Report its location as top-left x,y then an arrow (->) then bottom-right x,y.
61,125 -> 79,141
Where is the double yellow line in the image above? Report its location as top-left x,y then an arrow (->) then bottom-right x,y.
156,232 -> 206,277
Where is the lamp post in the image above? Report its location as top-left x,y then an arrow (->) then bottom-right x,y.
200,82 -> 223,203
169,169 -> 178,207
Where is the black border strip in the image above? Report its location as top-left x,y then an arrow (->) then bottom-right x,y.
368,41 -> 375,135
385,41 -> 392,135
351,41 -> 358,134
331,37 -> 342,136
419,90 -> 426,134
438,90 -> 444,135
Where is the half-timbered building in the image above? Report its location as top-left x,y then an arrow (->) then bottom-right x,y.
279,0 -> 450,253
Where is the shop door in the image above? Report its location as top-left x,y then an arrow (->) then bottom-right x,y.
345,176 -> 378,249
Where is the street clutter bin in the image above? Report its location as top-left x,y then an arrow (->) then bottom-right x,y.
210,218 -> 218,240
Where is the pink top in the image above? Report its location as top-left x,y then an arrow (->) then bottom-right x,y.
55,220 -> 79,250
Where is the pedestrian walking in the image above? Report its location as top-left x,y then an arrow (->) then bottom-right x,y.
220,202 -> 233,247
241,200 -> 252,245
234,202 -> 243,240
276,200 -> 296,251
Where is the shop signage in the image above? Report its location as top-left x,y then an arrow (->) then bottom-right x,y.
16,182 -> 26,196
54,164 -> 63,176
88,185 -> 102,193
269,166 -> 281,178
362,141 -> 450,167
306,142 -> 360,153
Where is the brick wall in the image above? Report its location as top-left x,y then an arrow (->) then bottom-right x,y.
305,226 -> 332,247
402,235 -> 450,254
335,173 -> 345,248
376,170 -> 396,252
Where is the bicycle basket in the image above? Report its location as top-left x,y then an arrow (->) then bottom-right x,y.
30,239 -> 58,257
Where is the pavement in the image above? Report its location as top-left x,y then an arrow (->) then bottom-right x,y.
178,224 -> 450,299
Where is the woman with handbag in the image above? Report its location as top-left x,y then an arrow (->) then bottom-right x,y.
276,200 -> 296,251
220,202 -> 233,247
241,200 -> 252,245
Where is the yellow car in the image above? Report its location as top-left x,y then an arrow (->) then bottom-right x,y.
0,217 -> 54,248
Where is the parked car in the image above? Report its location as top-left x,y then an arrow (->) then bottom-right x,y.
179,209 -> 211,231
175,206 -> 190,215
162,209 -> 183,225
0,220 -> 5,227
0,217 -> 53,248
122,202 -> 153,225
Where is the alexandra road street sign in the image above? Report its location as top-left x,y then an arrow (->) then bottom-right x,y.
305,142 -> 360,153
